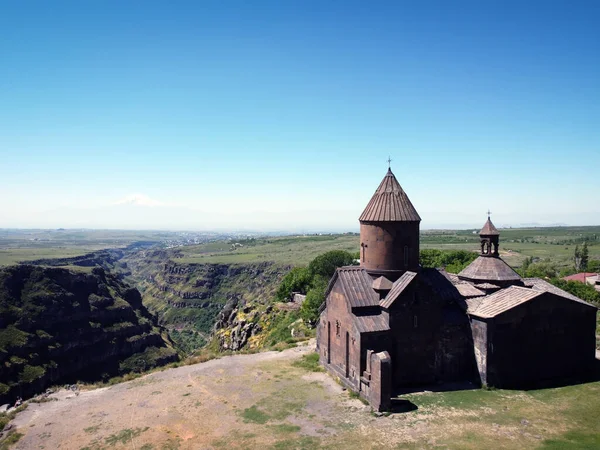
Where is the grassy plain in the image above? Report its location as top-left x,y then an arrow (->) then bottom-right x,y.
176,234 -> 360,265
176,227 -> 600,269
1,226 -> 599,270
0,229 -> 168,266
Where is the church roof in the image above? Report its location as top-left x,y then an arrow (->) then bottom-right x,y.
372,276 -> 393,291
468,282 -> 597,319
524,278 -> 596,306
359,168 -> 421,222
480,217 -> 499,235
421,268 -> 465,302
455,283 -> 486,298
468,286 -> 539,318
327,266 -> 380,308
354,314 -> 390,333
458,256 -> 522,283
380,271 -> 417,309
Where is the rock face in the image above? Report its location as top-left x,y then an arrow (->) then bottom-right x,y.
0,265 -> 178,404
123,255 -> 290,352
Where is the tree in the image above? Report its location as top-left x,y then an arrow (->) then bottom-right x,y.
574,245 -> 581,271
521,259 -> 559,278
587,259 -> 600,273
419,249 -> 478,273
581,242 -> 589,272
300,276 -> 329,324
308,250 -> 356,278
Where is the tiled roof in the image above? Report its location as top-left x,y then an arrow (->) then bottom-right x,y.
465,297 -> 484,311
479,217 -> 500,235
455,283 -> 486,298
469,281 -> 597,319
525,277 -> 597,307
437,269 -> 485,298
359,168 -> 421,222
380,271 -> 417,309
354,314 -> 390,333
458,256 -> 522,282
468,286 -> 541,318
332,266 -> 380,308
420,268 -> 463,302
474,282 -> 501,289
372,276 -> 393,291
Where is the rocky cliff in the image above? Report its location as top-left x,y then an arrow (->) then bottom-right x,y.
0,265 -> 178,404
123,252 -> 291,353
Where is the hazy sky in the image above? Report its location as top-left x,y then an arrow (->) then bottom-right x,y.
1,1 -> 599,231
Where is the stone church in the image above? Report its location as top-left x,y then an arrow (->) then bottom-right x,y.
316,168 -> 597,411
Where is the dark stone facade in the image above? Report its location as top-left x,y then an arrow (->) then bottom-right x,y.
316,169 -> 598,411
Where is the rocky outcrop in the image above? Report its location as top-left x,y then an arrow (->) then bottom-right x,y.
214,303 -> 273,351
0,265 -> 178,404
119,257 -> 291,353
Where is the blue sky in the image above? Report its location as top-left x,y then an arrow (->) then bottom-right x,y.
1,1 -> 599,231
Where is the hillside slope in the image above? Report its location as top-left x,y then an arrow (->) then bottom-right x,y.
0,265 -> 177,404
123,250 -> 291,352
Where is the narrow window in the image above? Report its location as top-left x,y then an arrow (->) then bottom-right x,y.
345,332 -> 350,378
413,315 -> 418,328
327,322 -> 331,364
335,320 -> 341,337
404,246 -> 409,266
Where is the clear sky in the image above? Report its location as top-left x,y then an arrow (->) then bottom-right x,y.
1,1 -> 599,231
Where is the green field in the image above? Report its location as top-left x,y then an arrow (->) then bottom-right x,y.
176,227 -> 600,269
1,226 -> 599,271
0,229 -> 169,266
176,234 -> 360,265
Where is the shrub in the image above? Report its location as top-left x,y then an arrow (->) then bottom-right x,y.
275,267 -> 311,301
18,365 -> 46,383
266,310 -> 300,347
0,326 -> 29,352
300,277 -> 329,324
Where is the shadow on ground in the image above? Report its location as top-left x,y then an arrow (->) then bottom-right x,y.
389,398 -> 418,413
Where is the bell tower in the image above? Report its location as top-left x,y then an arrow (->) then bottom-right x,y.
359,167 -> 421,281
479,212 -> 499,257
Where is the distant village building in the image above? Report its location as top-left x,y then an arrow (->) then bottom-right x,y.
563,272 -> 600,292
316,168 -> 597,411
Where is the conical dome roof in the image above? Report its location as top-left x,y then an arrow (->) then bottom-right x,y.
359,169 -> 421,222
480,217 -> 499,236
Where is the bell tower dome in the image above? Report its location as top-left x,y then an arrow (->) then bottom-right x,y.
359,167 -> 421,281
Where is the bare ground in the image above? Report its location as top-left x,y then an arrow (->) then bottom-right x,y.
7,341 -> 600,450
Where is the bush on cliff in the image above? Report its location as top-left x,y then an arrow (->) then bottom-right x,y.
275,267 -> 312,301
300,276 -> 329,324
275,250 -> 356,325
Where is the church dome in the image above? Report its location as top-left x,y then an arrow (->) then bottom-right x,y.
359,168 -> 421,222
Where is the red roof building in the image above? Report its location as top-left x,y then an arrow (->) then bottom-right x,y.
563,273 -> 600,284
